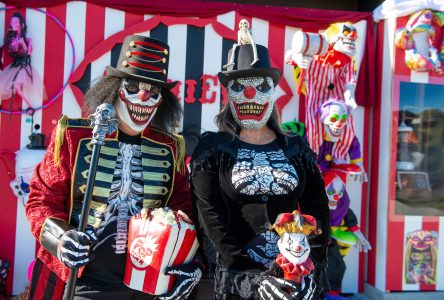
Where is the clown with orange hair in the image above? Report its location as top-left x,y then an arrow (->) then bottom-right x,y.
286,22 -> 359,164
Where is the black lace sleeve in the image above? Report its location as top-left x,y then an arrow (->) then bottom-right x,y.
190,132 -> 264,272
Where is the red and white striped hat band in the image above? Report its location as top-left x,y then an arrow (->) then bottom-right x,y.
106,35 -> 178,89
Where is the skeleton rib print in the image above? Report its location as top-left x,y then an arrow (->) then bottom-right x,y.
232,142 -> 298,195
96,142 -> 144,253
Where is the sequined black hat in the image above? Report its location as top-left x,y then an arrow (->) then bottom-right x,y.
106,35 -> 177,89
218,44 -> 281,87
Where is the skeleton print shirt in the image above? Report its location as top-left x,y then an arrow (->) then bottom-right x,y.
232,140 -> 299,267
78,131 -> 143,288
232,140 -> 299,195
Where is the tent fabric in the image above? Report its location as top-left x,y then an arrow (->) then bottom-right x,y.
373,0 -> 444,21
4,0 -> 376,107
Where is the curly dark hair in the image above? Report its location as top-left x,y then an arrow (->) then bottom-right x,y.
84,76 -> 182,133
5,12 -> 27,46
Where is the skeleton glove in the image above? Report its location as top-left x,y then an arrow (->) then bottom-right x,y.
57,227 -> 98,268
254,276 -> 299,300
0,260 -> 10,281
291,274 -> 317,300
158,262 -> 202,300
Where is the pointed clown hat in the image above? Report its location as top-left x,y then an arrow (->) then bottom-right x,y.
272,209 -> 322,237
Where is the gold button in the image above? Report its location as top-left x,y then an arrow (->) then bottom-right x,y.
122,61 -> 129,67
162,58 -> 166,63
325,154 -> 332,161
164,49 -> 168,55
126,51 -> 132,57
129,41 -> 136,47
162,69 -> 166,75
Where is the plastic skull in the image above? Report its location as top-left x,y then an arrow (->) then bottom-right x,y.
277,232 -> 310,265
239,19 -> 250,31
319,99 -> 350,142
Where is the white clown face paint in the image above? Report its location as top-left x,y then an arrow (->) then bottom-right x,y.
333,23 -> 357,57
227,77 -> 275,130
325,176 -> 345,210
322,103 -> 348,142
278,232 -> 310,265
116,79 -> 162,134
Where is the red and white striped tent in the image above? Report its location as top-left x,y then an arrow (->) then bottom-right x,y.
368,1 -> 444,293
0,0 -> 374,295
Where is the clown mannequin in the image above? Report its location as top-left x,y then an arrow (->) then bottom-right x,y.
317,99 -> 367,182
322,169 -> 371,300
26,35 -> 201,300
191,37 -> 329,300
286,22 -> 359,162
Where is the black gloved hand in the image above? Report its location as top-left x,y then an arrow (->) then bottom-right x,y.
254,276 -> 299,300
57,227 -> 97,268
291,274 -> 317,300
0,259 -> 10,281
158,262 -> 202,300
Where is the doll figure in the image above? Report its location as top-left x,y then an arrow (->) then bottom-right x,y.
0,12 -> 46,106
395,10 -> 442,72
224,19 -> 259,69
271,210 -> 321,284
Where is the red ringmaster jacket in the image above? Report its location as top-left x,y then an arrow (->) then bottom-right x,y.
25,116 -> 192,284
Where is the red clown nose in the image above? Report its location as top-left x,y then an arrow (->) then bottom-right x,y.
243,86 -> 256,99
138,89 -> 150,101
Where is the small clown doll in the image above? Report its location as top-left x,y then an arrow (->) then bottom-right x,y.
271,210 -> 321,284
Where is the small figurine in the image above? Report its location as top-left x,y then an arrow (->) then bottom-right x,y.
224,19 -> 259,69
395,10 -> 442,72
271,210 -> 321,284
0,12 -> 46,106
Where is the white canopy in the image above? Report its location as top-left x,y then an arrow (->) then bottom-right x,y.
373,0 -> 444,21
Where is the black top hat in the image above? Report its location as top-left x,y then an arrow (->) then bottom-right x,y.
218,44 -> 281,87
106,35 -> 177,89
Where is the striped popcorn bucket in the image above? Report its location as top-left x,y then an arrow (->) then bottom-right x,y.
124,207 -> 199,295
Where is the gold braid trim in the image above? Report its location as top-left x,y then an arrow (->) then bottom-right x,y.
54,115 -> 68,166
151,127 -> 187,174
172,133 -> 186,174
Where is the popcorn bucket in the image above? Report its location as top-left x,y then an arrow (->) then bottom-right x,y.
124,208 -> 199,295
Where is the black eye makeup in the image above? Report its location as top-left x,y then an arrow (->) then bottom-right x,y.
124,79 -> 139,94
230,80 -> 245,92
256,78 -> 271,93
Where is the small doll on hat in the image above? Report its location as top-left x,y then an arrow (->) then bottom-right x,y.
271,209 -> 322,284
